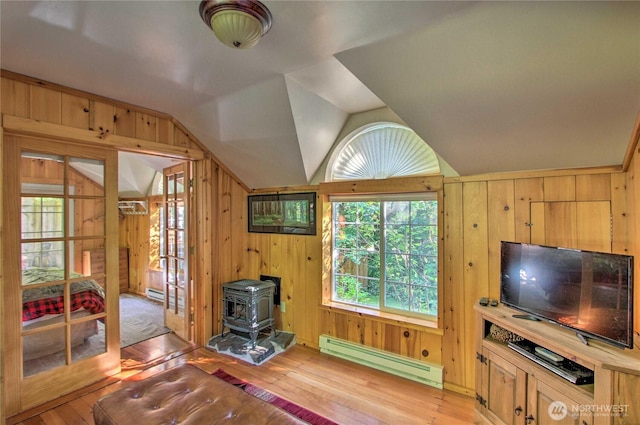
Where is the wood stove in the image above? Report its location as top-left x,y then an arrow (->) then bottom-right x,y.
222,279 -> 275,348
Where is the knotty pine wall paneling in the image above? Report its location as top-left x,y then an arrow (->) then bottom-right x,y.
301,216 -> 323,344
461,181 -> 489,391
1,71 -> 235,346
577,173 -> 611,201
114,107 -> 136,138
119,210 -> 150,295
90,101 -> 115,134
441,168 -> 635,394
513,178 -> 544,242
30,85 -> 61,123
157,117 -> 173,145
544,175 -> 576,201
173,127 -> 193,148
442,182 -> 465,391
487,180 -> 515,301
135,112 -> 157,142
211,167 -> 248,334
611,173 -> 632,256
1,77 -> 29,118
61,93 -> 90,129
1,71 -> 250,416
193,158 -> 215,343
3,71 -> 638,406
242,190 -> 323,346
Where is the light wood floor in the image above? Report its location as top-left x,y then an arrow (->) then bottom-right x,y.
9,334 -> 475,425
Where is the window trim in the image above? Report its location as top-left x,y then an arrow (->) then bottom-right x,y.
330,193 -> 439,319
320,175 -> 444,329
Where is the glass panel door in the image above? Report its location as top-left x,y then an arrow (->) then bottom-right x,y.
3,136 -> 119,414
20,156 -> 108,376
163,163 -> 191,341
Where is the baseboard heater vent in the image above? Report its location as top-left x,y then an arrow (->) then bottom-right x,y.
319,334 -> 443,389
146,287 -> 184,308
146,288 -> 165,303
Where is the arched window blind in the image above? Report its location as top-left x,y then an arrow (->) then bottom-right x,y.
326,122 -> 440,181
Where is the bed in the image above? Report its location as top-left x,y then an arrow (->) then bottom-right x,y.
22,268 -> 105,361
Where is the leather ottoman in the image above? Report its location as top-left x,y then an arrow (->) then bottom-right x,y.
93,364 -> 306,425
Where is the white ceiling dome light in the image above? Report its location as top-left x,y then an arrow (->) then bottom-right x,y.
327,122 -> 441,181
199,0 -> 273,49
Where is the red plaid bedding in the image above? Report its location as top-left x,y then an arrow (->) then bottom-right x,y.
23,290 -> 105,321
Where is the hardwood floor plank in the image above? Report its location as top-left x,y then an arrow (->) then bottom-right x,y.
263,370 -> 382,424
18,418 -> 45,425
50,405 -> 86,425
66,397 -> 95,425
9,336 -> 475,425
38,410 -> 65,425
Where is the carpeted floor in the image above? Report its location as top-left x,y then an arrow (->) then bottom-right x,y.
23,293 -> 170,376
119,293 -> 171,347
206,330 -> 295,365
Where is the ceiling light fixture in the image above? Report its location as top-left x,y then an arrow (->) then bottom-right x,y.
199,0 -> 272,49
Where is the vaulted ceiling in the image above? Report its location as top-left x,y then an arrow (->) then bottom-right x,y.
1,1 -> 639,189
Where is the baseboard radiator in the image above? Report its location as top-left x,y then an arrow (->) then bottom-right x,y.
146,288 -> 165,303
146,287 -> 185,308
319,334 -> 443,389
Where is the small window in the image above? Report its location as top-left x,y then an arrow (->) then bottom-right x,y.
326,122 -> 440,181
331,193 -> 438,318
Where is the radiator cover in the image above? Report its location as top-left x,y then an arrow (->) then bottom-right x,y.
319,334 -> 443,389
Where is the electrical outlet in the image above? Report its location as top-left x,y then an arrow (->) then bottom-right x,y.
280,301 -> 286,313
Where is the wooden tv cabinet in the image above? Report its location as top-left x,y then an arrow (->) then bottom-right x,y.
474,303 -> 640,425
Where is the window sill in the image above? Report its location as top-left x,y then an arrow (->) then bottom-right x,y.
321,302 -> 443,335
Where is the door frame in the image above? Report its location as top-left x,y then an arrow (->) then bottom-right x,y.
1,117 -> 207,417
2,135 -> 120,414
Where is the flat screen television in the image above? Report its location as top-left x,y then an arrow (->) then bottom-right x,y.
500,241 -> 634,349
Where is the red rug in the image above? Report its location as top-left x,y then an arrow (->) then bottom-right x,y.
212,368 -> 338,425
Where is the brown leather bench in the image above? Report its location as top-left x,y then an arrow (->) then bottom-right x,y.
93,364 -> 306,425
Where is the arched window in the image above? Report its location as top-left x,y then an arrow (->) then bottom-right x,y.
324,122 -> 442,322
326,122 -> 440,181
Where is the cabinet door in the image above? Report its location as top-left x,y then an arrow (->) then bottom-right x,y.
528,377 -> 593,425
614,372 -> 640,425
483,349 -> 527,425
529,201 -> 611,251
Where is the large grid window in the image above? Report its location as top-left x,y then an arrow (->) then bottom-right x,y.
332,194 -> 438,317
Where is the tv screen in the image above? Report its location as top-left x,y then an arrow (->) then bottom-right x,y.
500,241 -> 634,349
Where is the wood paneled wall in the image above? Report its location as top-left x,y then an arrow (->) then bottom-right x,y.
1,72 -> 202,151
442,169 -> 634,393
119,207 -> 151,295
2,70 -> 638,417
0,71 -> 248,416
244,169 -> 634,395
243,212 -> 323,344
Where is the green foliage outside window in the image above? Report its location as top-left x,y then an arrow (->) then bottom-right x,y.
332,197 -> 438,316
